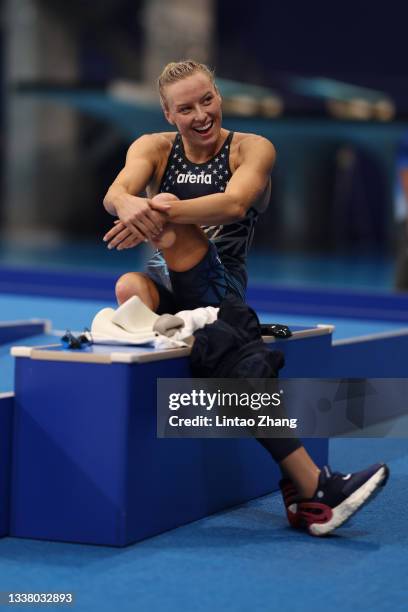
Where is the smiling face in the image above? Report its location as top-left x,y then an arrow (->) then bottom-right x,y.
162,71 -> 222,152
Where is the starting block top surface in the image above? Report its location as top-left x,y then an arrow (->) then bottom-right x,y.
11,324 -> 334,364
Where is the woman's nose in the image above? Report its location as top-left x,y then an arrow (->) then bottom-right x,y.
194,106 -> 206,122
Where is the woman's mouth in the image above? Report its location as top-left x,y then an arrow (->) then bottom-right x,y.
193,120 -> 213,136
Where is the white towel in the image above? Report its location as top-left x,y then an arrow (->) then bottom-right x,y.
90,296 -> 218,348
170,306 -> 219,341
111,295 -> 159,332
91,297 -> 158,345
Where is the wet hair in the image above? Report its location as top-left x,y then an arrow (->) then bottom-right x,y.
158,60 -> 216,108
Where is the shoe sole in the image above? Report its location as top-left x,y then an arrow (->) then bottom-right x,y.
308,464 -> 389,537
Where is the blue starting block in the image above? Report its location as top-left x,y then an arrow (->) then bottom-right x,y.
0,321 -> 50,538
10,326 -> 331,546
0,320 -> 50,346
0,393 -> 14,537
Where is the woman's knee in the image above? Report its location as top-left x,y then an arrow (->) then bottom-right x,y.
152,192 -> 179,203
115,272 -> 145,304
115,272 -> 159,310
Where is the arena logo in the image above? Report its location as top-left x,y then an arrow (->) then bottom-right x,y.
177,172 -> 212,185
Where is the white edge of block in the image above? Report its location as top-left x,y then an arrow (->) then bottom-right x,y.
316,324 -> 335,333
11,346 -> 33,357
110,348 -> 191,363
333,326 -> 408,346
0,318 -> 51,331
0,392 -> 14,399
262,324 -> 334,343
11,344 -> 61,358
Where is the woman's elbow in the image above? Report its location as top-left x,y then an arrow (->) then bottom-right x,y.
230,202 -> 247,222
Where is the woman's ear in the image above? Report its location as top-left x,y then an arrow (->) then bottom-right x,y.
214,84 -> 222,103
163,107 -> 175,126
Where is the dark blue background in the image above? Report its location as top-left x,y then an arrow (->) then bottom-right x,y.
217,1 -> 406,82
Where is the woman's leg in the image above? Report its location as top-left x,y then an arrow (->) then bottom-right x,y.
115,272 -> 160,310
115,193 -> 213,309
150,193 -> 210,271
257,438 -> 320,498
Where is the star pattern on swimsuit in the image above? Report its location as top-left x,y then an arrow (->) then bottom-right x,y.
160,134 -> 231,195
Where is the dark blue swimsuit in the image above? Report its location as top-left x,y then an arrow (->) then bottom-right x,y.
146,131 -> 259,314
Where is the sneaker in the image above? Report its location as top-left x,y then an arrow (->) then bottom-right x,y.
279,478 -> 302,529
297,463 -> 390,536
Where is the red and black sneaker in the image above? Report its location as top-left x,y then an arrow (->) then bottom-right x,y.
279,478 -> 302,529
297,463 -> 390,536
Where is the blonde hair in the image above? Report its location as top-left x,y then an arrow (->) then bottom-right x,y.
158,60 -> 216,108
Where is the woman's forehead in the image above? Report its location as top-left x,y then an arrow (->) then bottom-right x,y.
164,73 -> 216,106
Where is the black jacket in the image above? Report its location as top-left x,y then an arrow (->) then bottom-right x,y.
190,295 -> 284,379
